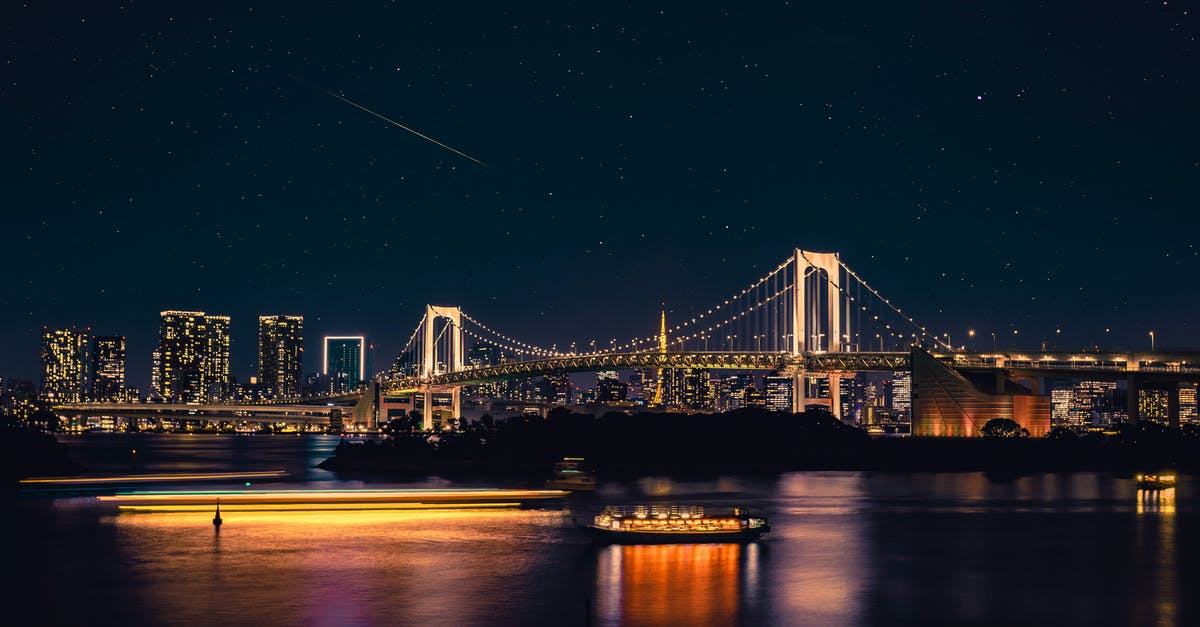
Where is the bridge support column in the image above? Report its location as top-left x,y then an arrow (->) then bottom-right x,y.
792,371 -> 807,414
1126,375 -> 1139,425
451,386 -> 462,425
422,387 -> 434,431
1168,383 -> 1180,430
829,374 -> 842,419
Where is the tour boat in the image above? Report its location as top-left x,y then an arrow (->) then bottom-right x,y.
1136,473 -> 1177,490
546,457 -> 597,491
588,505 -> 770,544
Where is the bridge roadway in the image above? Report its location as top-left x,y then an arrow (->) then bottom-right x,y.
56,349 -> 1200,421
53,402 -> 350,426
382,349 -> 1200,392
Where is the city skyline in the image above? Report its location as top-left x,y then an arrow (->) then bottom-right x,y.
4,3 -> 1199,388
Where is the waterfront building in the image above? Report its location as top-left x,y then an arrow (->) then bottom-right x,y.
891,371 -> 912,420
204,315 -> 231,398
41,327 -> 89,403
154,311 -> 231,403
1181,383 -> 1198,425
90,335 -> 126,402
39,326 -> 88,401
763,375 -> 792,412
1070,380 -> 1119,427
1050,387 -> 1072,427
910,348 -> 1050,437
258,315 -> 304,399
324,336 -> 366,392
1138,389 -> 1170,425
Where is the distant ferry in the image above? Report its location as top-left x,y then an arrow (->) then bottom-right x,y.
1136,473 -> 1177,490
588,505 -> 770,544
546,457 -> 596,491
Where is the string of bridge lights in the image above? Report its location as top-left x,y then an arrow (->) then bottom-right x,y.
402,252 -> 950,369
460,311 -> 564,356
830,257 -> 952,350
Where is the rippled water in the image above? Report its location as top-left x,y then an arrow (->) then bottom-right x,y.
11,435 -> 1197,625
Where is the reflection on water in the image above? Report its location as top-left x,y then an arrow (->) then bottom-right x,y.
595,544 -> 745,625
111,508 -> 573,625
14,437 -> 1200,626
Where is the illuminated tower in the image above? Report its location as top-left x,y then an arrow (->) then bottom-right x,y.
259,315 -> 304,399
91,335 -> 126,402
324,335 -> 366,392
41,327 -> 89,402
653,307 -> 667,406
155,311 -> 229,402
204,315 -> 232,398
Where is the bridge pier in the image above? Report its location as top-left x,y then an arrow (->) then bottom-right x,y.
1168,383 -> 1180,430
1126,374 -> 1140,425
829,374 -> 842,419
423,388 -> 434,431
791,371 -> 807,414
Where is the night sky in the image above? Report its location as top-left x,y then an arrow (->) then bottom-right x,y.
3,2 -> 1198,388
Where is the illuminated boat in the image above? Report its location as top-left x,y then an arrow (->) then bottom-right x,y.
1136,473 -> 1177,490
588,505 -> 770,544
546,457 -> 596,491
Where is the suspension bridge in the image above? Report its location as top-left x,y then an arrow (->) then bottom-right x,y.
59,248 -> 1200,434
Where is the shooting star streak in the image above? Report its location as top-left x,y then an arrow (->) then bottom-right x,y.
323,89 -> 487,166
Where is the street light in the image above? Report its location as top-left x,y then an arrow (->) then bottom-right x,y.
991,332 -> 997,352
1150,331 -> 1155,351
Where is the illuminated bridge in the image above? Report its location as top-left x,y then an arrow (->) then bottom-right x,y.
60,248 -> 1200,433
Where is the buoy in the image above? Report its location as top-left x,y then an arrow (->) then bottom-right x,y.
213,499 -> 223,528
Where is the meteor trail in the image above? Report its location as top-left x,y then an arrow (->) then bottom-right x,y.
323,89 -> 487,166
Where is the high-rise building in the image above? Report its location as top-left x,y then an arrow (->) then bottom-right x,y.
891,371 -> 912,419
155,311 -> 230,402
1181,383 -> 1198,425
258,315 -> 304,398
595,371 -> 627,404
1139,389 -> 1169,424
662,368 -> 711,409
764,376 -> 792,412
1050,387 -> 1072,427
91,335 -> 126,401
1070,380 -> 1119,427
41,327 -> 89,402
324,336 -> 366,392
544,372 -> 572,405
204,315 -> 231,397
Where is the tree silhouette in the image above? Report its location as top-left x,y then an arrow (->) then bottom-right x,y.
981,418 -> 1030,438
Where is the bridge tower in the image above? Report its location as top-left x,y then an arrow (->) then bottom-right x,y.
421,305 -> 464,430
790,249 -> 846,415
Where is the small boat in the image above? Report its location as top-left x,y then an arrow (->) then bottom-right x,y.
587,505 -> 770,544
1136,473 -> 1177,490
546,457 -> 596,491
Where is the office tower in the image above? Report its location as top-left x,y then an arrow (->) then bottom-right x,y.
544,371 -> 572,405
1050,387 -> 1072,427
204,314 -> 231,397
1071,380 -> 1118,427
763,375 -> 792,412
891,371 -> 912,420
662,368 -> 711,409
595,371 -> 627,404
1181,383 -> 1198,425
91,335 -> 126,401
324,336 -> 366,392
259,315 -> 304,398
41,327 -> 89,402
155,311 -> 230,403
627,368 -> 657,405
1138,389 -> 1169,424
